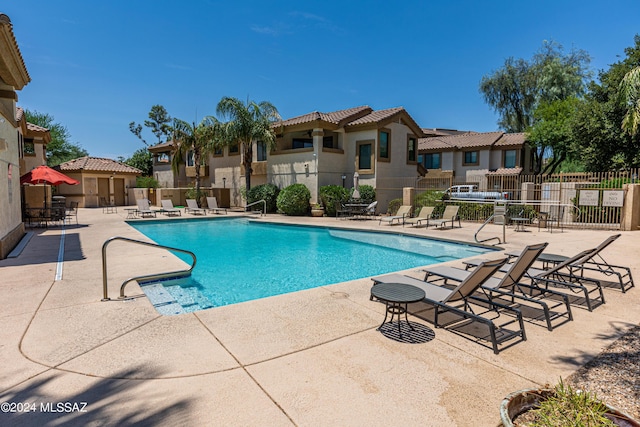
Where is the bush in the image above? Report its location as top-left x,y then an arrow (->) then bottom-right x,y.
276,183 -> 311,216
185,186 -> 206,205
247,184 -> 280,213
319,185 -> 349,216
386,198 -> 403,215
353,184 -> 376,204
136,176 -> 159,188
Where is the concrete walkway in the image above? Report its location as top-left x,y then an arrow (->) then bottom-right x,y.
0,208 -> 638,426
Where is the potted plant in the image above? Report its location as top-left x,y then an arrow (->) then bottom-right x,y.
500,380 -> 640,426
310,203 -> 325,217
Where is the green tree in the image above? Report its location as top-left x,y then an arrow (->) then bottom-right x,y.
480,40 -> 591,173
129,104 -> 172,146
527,97 -> 581,174
171,117 -> 221,197
216,97 -> 280,192
24,109 -> 88,166
621,66 -> 640,135
570,35 -> 640,170
124,148 -> 153,176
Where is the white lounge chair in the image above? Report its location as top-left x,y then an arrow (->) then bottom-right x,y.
185,199 -> 206,215
161,199 -> 182,216
379,205 -> 411,226
403,206 -> 434,227
427,205 -> 461,229
136,199 -> 156,218
206,197 -> 227,214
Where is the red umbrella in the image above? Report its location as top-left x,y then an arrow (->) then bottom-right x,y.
20,165 -> 79,186
20,165 -> 79,210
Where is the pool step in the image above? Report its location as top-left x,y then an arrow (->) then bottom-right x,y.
140,281 -> 214,315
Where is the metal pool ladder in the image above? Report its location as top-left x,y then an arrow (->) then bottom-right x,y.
101,236 -> 197,301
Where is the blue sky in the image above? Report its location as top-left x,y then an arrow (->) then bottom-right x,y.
4,1 -> 640,159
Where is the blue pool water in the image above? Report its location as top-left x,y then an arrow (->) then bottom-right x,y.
129,218 -> 494,313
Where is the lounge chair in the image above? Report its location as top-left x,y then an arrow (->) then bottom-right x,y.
136,199 -> 157,218
427,205 -> 460,229
510,234 -> 634,293
161,199 -> 182,216
206,196 -> 227,214
379,205 -> 412,226
403,206 -> 434,227
465,248 -> 605,312
185,199 -> 206,215
353,201 -> 378,219
373,257 -> 526,354
423,243 -> 573,331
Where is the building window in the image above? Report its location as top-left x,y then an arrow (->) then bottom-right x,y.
229,143 -> 239,155
292,138 -> 313,149
356,140 -> 374,173
378,130 -> 390,161
322,135 -> 335,149
407,136 -> 417,163
155,152 -> 170,163
186,150 -> 195,167
504,149 -> 517,168
23,139 -> 35,156
257,141 -> 267,161
463,151 -> 478,166
423,153 -> 441,169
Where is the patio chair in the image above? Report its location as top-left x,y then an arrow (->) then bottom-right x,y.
185,199 -> 206,215
64,201 -> 78,225
136,199 -> 157,218
353,201 -> 378,219
423,242 -> 573,331
372,257 -> 527,354
379,205 -> 412,226
100,197 -> 117,214
334,201 -> 351,219
206,196 -> 227,214
465,248 -> 605,312
517,234 -> 633,293
161,199 -> 182,216
403,206 -> 434,227
426,205 -> 461,229
538,205 -> 564,232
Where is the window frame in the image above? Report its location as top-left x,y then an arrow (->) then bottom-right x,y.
23,138 -> 35,157
423,152 -> 441,169
356,139 -> 375,174
256,141 -> 267,161
463,150 -> 479,166
503,149 -> 517,168
377,129 -> 390,162
406,135 -> 417,164
229,142 -> 240,156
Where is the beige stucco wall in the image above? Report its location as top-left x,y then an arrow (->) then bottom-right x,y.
0,99 -> 23,257
56,172 -> 138,208
21,141 -> 46,172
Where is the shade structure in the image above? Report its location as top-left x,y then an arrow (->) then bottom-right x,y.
20,165 -> 80,186
352,172 -> 360,199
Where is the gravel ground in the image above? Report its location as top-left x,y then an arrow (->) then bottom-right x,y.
566,323 -> 640,420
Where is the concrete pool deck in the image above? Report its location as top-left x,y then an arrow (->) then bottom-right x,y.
0,208 -> 638,426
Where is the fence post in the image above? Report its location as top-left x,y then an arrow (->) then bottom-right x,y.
621,184 -> 640,231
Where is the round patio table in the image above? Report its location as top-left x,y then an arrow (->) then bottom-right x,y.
371,283 -> 425,338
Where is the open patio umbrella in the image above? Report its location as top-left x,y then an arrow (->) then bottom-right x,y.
20,165 -> 79,208
352,172 -> 360,199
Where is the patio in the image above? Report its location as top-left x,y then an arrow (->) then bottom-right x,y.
0,208 -> 638,426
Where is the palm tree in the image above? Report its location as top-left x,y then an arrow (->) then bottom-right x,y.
216,97 -> 280,192
621,66 -> 640,136
171,117 -> 221,200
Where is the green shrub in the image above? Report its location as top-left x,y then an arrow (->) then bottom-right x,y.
319,185 -> 350,216
247,184 -> 280,213
415,190 -> 446,210
185,186 -> 206,205
276,183 -> 311,216
386,198 -> 403,215
136,176 -> 159,188
352,184 -> 376,204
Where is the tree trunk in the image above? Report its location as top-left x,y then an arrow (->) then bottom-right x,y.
243,142 -> 253,192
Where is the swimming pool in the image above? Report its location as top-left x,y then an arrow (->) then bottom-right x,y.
129,218 -> 494,314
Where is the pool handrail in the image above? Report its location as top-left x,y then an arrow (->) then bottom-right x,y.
101,236 -> 197,301
245,199 -> 266,216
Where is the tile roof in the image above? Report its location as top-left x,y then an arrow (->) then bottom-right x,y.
26,122 -> 49,133
276,106 -> 372,127
16,106 -> 24,122
346,107 -> 405,126
0,14 -> 31,89
57,156 -> 142,174
494,132 -> 527,146
148,140 -> 176,152
419,131 -> 507,151
486,167 -> 523,175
